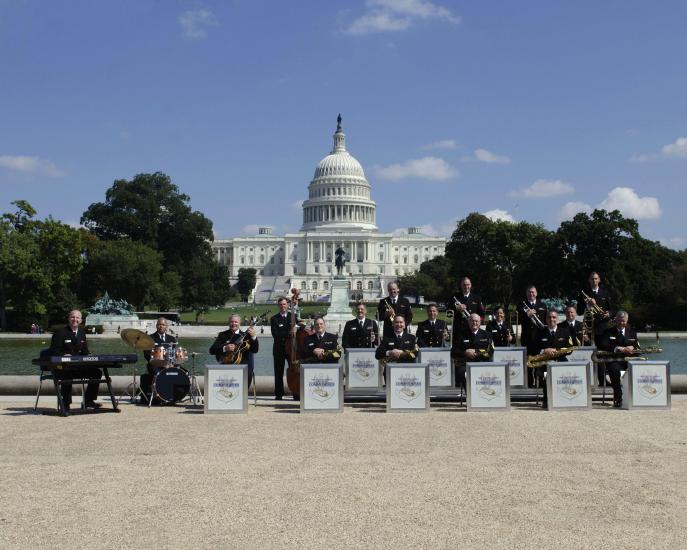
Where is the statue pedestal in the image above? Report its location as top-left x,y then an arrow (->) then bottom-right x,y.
325,278 -> 352,334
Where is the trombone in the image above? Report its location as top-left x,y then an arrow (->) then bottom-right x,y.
522,302 -> 545,329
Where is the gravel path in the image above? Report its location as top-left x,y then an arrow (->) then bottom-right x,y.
1,398 -> 686,549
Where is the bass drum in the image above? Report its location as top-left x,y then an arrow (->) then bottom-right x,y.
152,366 -> 191,404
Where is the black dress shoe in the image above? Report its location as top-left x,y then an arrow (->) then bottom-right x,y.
293,394 -> 300,401
274,395 -> 283,401
63,403 -> 71,412
613,399 -> 622,408
85,401 -> 102,410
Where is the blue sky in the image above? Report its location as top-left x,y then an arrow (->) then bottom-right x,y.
1,1 -> 686,249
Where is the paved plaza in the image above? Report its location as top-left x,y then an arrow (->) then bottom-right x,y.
1,397 -> 686,549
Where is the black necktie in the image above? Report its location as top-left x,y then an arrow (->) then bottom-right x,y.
550,330 -> 555,337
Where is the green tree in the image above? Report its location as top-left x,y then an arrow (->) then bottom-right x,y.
80,172 -> 230,309
236,268 -> 257,301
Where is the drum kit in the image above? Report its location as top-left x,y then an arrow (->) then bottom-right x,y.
119,328 -> 203,406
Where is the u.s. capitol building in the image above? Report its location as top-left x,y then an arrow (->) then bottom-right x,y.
211,117 -> 446,303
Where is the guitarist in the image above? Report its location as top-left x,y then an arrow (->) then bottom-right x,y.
209,314 -> 259,380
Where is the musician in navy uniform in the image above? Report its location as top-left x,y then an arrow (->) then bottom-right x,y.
377,282 -> 412,338
375,315 -> 418,363
270,296 -> 298,400
342,303 -> 378,349
576,271 -> 613,338
597,310 -> 639,408
209,314 -> 259,376
485,306 -> 513,347
415,303 -> 449,348
48,310 -> 101,411
452,277 -> 485,335
301,316 -> 341,363
451,313 -> 492,391
535,310 -> 572,408
559,305 -> 585,346
517,285 -> 548,386
139,317 -> 178,401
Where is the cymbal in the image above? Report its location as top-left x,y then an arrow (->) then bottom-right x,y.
120,328 -> 155,350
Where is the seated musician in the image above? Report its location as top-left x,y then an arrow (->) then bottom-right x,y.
451,313 -> 492,391
209,314 -> 259,380
535,310 -> 572,408
416,303 -> 449,348
301,316 -> 341,363
48,310 -> 101,411
375,315 -> 418,363
140,317 -> 177,402
485,306 -> 513,347
597,310 -> 639,408
559,305 -> 585,346
342,303 -> 378,350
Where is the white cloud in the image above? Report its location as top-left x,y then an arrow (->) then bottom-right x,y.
630,136 -> 687,162
420,139 -> 457,151
509,179 -> 574,198
598,187 -> 662,220
473,148 -> 511,164
483,209 -> 515,222
291,200 -> 304,211
559,201 -> 593,221
0,155 -> 65,178
374,156 -> 457,181
345,0 -> 459,35
178,9 -> 218,39
659,237 -> 686,250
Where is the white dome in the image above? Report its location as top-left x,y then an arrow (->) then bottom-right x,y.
314,151 -> 365,179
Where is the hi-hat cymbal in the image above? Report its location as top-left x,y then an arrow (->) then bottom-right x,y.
120,328 -> 155,350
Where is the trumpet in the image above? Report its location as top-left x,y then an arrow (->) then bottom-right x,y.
522,302 -> 545,329
453,296 -> 470,320
384,299 -> 396,320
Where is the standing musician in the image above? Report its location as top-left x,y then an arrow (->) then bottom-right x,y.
597,310 -> 639,408
342,303 -> 378,349
301,316 -> 341,363
559,305 -> 585,346
209,314 -> 259,378
535,310 -> 572,408
375,315 -> 418,363
576,271 -> 613,338
451,313 -> 492,391
452,277 -> 486,335
416,303 -> 449,348
377,282 -> 413,338
518,285 -> 548,385
485,306 -> 513,347
140,317 -> 178,402
49,310 -> 101,411
270,296 -> 298,400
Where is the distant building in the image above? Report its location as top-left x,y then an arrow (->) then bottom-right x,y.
211,117 -> 446,303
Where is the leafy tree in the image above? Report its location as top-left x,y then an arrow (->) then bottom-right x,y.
81,172 -> 230,308
237,268 -> 257,301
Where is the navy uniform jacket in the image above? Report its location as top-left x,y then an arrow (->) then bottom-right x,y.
375,333 -> 418,362
270,313 -> 295,354
50,326 -> 89,356
415,319 -> 448,348
451,329 -> 491,360
597,326 -> 639,354
557,320 -> 584,347
143,331 -> 177,362
452,292 -> 485,332
209,329 -> 259,364
576,287 -> 613,335
535,326 -> 572,355
485,320 -> 512,347
518,299 -> 548,351
301,332 -> 340,363
342,318 -> 378,349
377,296 -> 413,338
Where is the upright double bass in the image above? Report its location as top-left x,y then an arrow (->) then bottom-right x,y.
284,288 -> 308,398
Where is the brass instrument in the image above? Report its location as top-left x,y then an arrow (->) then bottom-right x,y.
581,291 -> 607,317
592,347 -> 662,364
380,347 -> 418,367
522,302 -> 546,329
453,296 -> 470,320
323,347 -> 342,361
384,299 -> 396,320
527,347 -> 574,368
473,345 -> 493,361
508,308 -> 519,346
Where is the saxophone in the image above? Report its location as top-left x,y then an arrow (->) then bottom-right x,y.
592,346 -> 662,364
527,347 -> 574,368
379,346 -> 418,367
322,346 -> 342,361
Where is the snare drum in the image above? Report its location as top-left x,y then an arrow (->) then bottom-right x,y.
174,347 -> 189,364
152,366 -> 191,404
150,343 -> 175,368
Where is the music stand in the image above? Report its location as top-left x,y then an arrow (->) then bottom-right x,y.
187,352 -> 204,406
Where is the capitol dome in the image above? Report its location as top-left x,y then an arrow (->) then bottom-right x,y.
301,115 -> 377,232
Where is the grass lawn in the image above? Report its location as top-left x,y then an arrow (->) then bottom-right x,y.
180,304 -> 454,325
